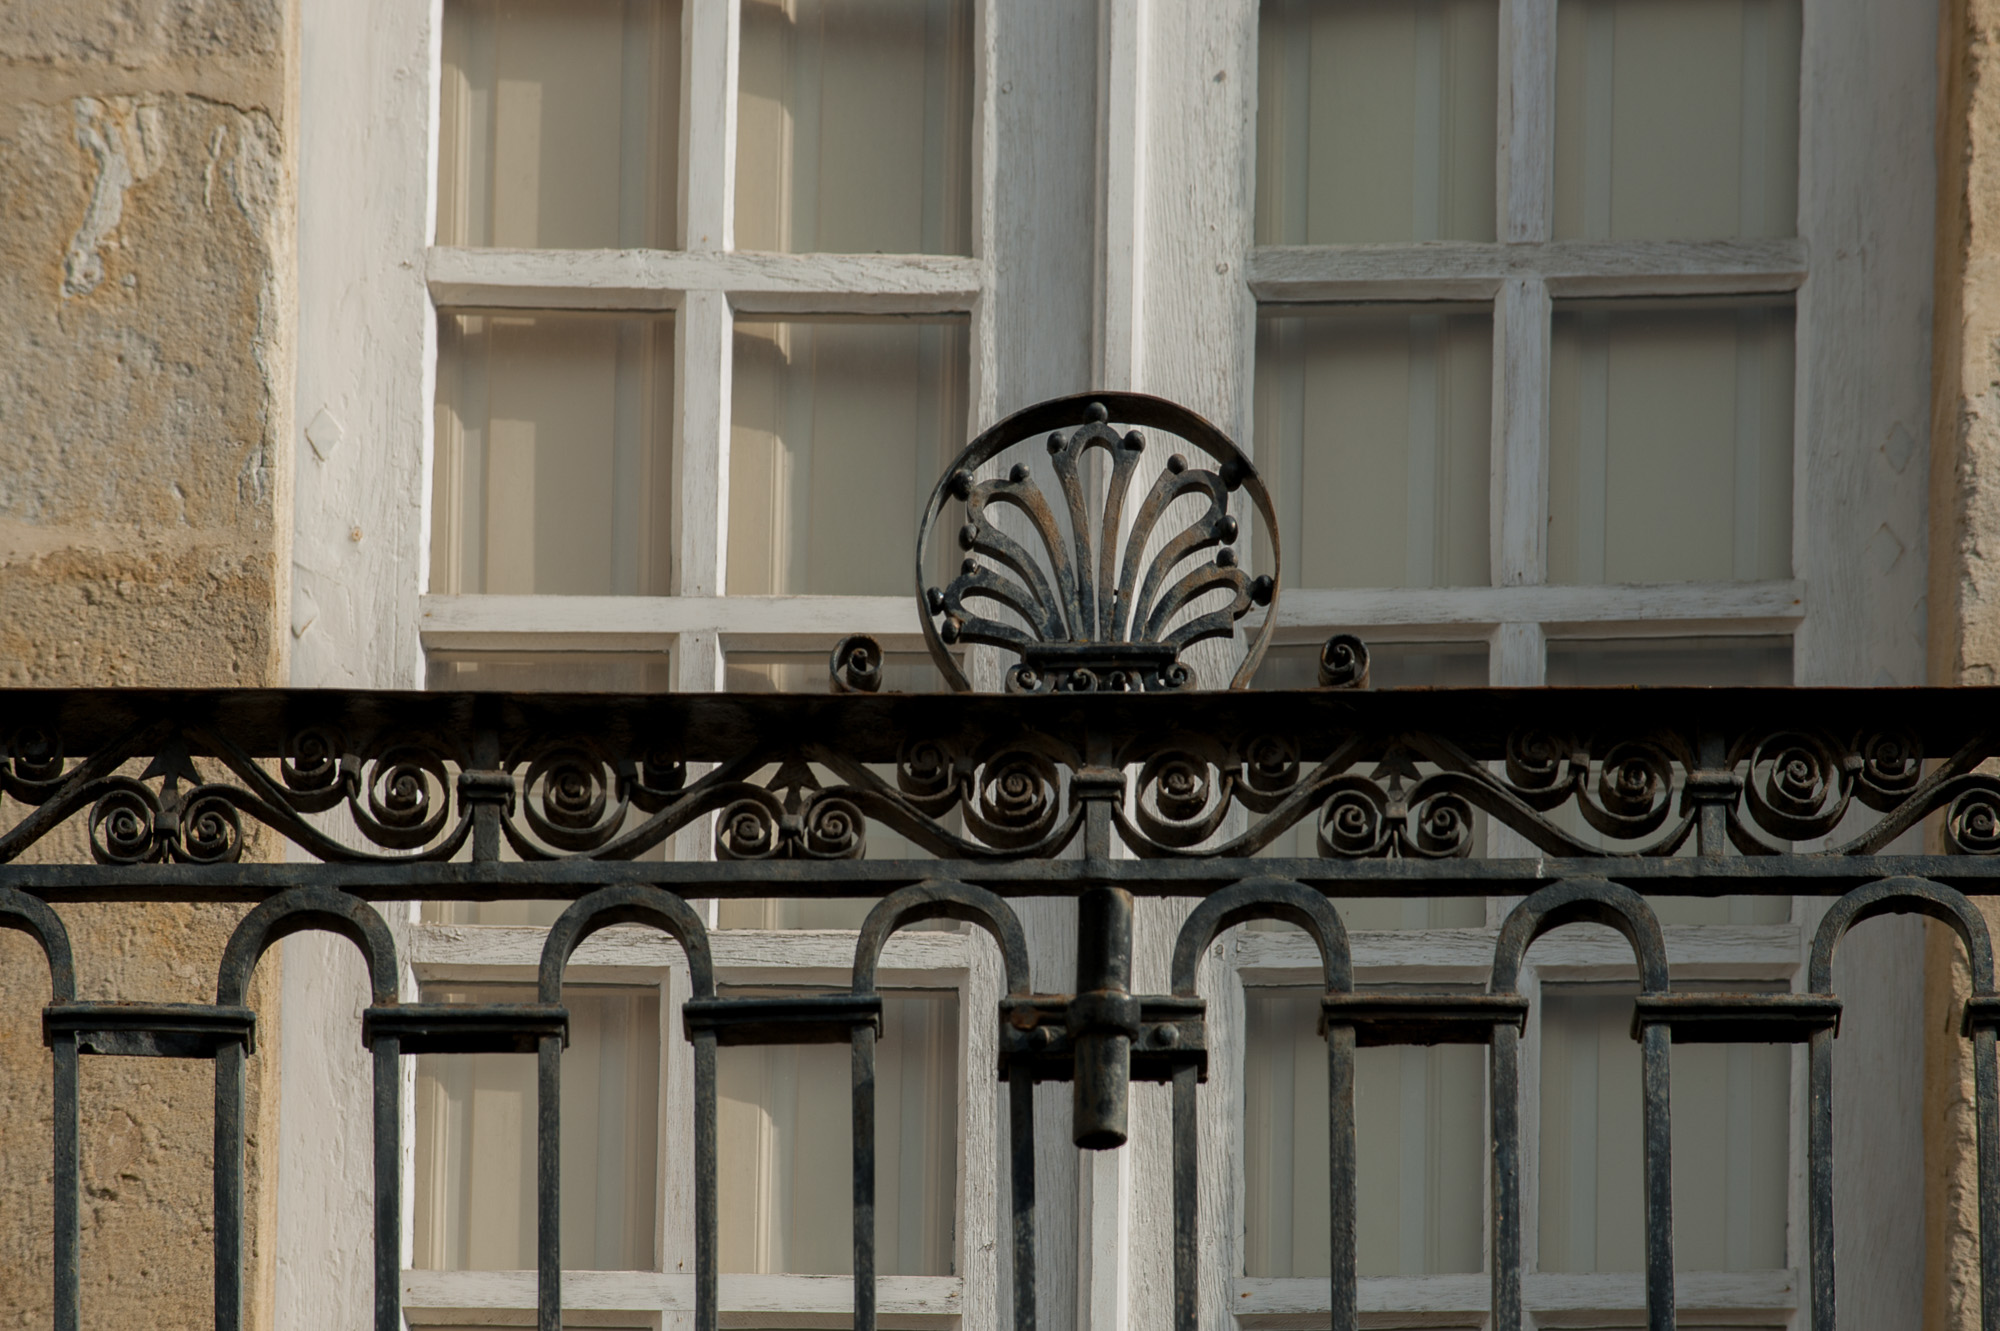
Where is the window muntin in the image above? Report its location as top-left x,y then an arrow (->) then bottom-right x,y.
1548,299 -> 1794,585
735,0 -> 974,255
438,0 -> 682,249
729,318 -> 969,596
716,988 -> 959,1275
1537,986 -> 1789,1273
1244,987 -> 1487,1277
1552,0 -> 1801,241
414,982 -> 662,1271
1255,0 -> 1499,244
432,311 -> 675,596
1254,304 -> 1492,589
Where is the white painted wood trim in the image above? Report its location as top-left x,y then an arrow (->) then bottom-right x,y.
410,923 -> 972,975
1492,276 -> 1551,587
1233,925 -> 1803,984
1093,0 -> 1147,393
1247,238 -> 1808,303
1490,622 -> 1547,686
427,247 -> 986,314
1267,580 -> 1804,633
1497,0 -> 1555,244
414,580 -> 1806,655
1229,1269 -> 1798,1323
403,1269 -> 964,1322
682,0 -> 737,253
675,289 -> 732,600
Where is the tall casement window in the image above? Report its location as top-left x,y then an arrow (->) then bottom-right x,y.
1241,0 -> 1810,1325
296,0 -> 1929,1324
407,2 -> 986,1326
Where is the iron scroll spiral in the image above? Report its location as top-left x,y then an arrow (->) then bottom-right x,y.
916,392 -> 1282,693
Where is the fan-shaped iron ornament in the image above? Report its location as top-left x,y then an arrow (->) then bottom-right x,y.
916,392 -> 1282,693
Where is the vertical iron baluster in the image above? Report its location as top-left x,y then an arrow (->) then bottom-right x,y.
1171,1063 -> 1198,1331
1326,1019 -> 1358,1331
1808,1024 -> 1835,1330
51,1028 -> 78,1331
1489,1022 -> 1522,1331
1638,1021 -> 1675,1331
373,1035 -> 402,1331
214,1037 -> 247,1331
853,1019 -> 878,1331
538,1029 -> 563,1331
694,1029 -> 719,1331
1975,1025 -> 2000,1331
1008,1065 -> 1036,1331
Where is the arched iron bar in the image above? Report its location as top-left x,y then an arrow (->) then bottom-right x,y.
850,882 -> 1035,1331
1805,877 -> 1999,1331
1489,879 -> 1672,1331
536,886 -> 716,1331
214,886 -> 399,1331
0,888 -> 77,1331
1167,877 -> 1353,1331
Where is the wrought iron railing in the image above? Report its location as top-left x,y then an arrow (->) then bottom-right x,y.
3,680 -> 1997,1331
3,396 -> 1992,1331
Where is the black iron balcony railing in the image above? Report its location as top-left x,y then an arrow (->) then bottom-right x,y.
2,395 -> 1993,1331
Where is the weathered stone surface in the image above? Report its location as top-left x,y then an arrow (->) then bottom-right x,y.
0,0 -> 293,1326
1931,1 -> 2000,1326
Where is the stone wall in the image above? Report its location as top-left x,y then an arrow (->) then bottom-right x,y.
1930,0 -> 2000,1326
0,2 -> 294,1326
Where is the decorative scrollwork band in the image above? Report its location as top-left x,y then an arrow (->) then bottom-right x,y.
0,690 -> 1992,865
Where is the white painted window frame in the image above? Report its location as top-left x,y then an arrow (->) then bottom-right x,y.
290,1 -> 1932,1329
291,1 -> 1003,1327
1207,0 -> 1935,1325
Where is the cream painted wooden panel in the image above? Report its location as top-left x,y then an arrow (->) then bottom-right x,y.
438,0 -> 681,249
1256,0 -> 1498,245
1552,0 -> 1800,241
1254,304 -> 1492,588
735,0 -> 973,255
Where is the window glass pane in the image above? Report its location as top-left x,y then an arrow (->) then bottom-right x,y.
1245,988 -> 1485,1276
1255,305 -> 1491,589
1546,636 -> 1791,924
434,311 -> 675,596
1256,0 -> 1498,244
1548,299 -> 1792,585
736,0 -> 973,255
414,983 -> 660,1271
1545,636 -> 1793,688
729,319 -> 968,596
1538,987 -> 1789,1272
427,650 -> 675,693
1553,0 -> 1800,240
439,0 -> 680,248
718,989 -> 958,1274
